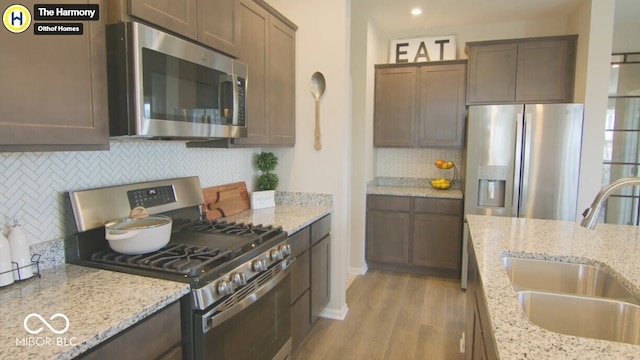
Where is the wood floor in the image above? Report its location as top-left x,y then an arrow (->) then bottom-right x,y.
292,270 -> 467,360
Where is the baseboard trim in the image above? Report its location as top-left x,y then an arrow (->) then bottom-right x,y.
319,304 -> 349,321
348,263 -> 368,276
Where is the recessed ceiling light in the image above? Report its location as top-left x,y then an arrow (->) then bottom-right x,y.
411,8 -> 422,16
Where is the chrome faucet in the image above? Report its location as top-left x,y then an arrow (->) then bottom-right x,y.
581,177 -> 640,229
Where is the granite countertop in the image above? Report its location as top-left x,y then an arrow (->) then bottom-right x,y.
222,203 -> 332,234
466,214 -> 640,359
366,176 -> 463,200
367,184 -> 463,199
0,264 -> 189,360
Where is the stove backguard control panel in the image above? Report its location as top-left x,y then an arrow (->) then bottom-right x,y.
128,185 -> 177,208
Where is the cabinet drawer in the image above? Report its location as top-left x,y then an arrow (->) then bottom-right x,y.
311,214 -> 331,246
291,290 -> 310,351
289,227 -> 310,257
414,198 -> 461,215
291,250 -> 310,303
367,195 -> 411,212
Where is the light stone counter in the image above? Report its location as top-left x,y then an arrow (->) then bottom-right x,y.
0,264 -> 189,360
367,185 -> 463,199
222,204 -> 332,235
367,176 -> 463,199
220,191 -> 333,235
466,214 -> 640,359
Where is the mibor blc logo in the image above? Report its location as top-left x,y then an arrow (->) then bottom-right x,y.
17,313 -> 76,347
3,4 -> 31,33
24,313 -> 70,335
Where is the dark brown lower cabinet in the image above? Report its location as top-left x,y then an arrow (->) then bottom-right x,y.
310,233 -> 330,323
367,210 -> 410,264
465,241 -> 498,360
291,290 -> 310,350
366,195 -> 462,277
80,300 -> 182,360
412,198 -> 462,272
289,214 -> 331,351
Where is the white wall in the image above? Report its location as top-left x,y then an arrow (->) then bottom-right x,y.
266,0 -> 351,319
348,6 -> 368,276
570,0 -> 615,220
612,19 -> 640,52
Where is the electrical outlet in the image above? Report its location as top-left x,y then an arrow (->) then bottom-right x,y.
459,332 -> 465,353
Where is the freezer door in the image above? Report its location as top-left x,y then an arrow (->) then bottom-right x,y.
519,104 -> 583,221
464,105 -> 522,217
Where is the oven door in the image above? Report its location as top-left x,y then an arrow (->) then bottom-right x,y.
194,262 -> 293,360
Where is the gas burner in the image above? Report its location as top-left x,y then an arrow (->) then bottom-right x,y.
186,220 -> 274,237
91,244 -> 233,277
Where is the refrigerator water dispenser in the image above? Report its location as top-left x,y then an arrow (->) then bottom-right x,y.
477,166 -> 508,208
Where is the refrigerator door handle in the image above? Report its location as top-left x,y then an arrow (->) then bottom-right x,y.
512,112 -> 525,217
520,113 -> 533,217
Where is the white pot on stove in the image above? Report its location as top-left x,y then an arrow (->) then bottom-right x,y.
105,207 -> 172,255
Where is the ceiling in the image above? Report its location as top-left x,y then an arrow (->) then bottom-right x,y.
356,0 -> 639,35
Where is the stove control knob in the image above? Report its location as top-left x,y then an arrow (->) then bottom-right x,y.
252,259 -> 268,272
216,280 -> 234,296
270,249 -> 283,261
230,272 -> 247,286
278,244 -> 291,257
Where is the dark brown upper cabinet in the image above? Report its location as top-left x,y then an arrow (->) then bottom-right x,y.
374,61 -> 467,148
466,35 -> 577,104
128,0 -> 198,40
0,0 -> 109,152
112,0 -> 241,57
231,0 -> 297,146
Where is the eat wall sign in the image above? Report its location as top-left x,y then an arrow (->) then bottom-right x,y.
389,35 -> 457,63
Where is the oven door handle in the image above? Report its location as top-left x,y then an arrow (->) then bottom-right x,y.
201,258 -> 295,334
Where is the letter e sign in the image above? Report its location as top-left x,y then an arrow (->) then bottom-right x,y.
389,35 -> 457,63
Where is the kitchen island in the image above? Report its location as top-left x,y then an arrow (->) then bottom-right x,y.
466,214 -> 640,359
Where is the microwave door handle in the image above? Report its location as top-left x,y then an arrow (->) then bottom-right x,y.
230,74 -> 240,126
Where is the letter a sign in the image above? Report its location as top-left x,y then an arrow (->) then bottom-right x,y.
389,35 -> 457,64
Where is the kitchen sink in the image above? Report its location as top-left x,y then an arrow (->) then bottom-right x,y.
516,290 -> 640,345
502,257 -> 639,305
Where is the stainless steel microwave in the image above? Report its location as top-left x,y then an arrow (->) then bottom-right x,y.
106,22 -> 248,139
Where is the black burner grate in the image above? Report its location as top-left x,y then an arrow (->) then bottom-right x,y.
186,220 -> 274,237
91,243 -> 232,277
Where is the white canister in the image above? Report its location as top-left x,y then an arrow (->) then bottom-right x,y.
0,232 -> 14,287
8,223 -> 33,281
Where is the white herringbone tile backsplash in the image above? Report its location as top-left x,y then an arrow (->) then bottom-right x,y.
376,148 -> 464,178
0,141 -> 260,245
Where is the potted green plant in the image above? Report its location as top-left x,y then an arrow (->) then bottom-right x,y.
252,152 -> 279,209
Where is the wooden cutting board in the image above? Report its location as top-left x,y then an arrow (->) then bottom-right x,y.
202,182 -> 250,220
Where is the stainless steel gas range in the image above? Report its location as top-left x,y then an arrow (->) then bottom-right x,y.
64,176 -> 293,360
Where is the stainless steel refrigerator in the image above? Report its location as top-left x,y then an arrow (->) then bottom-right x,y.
461,103 -> 584,288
